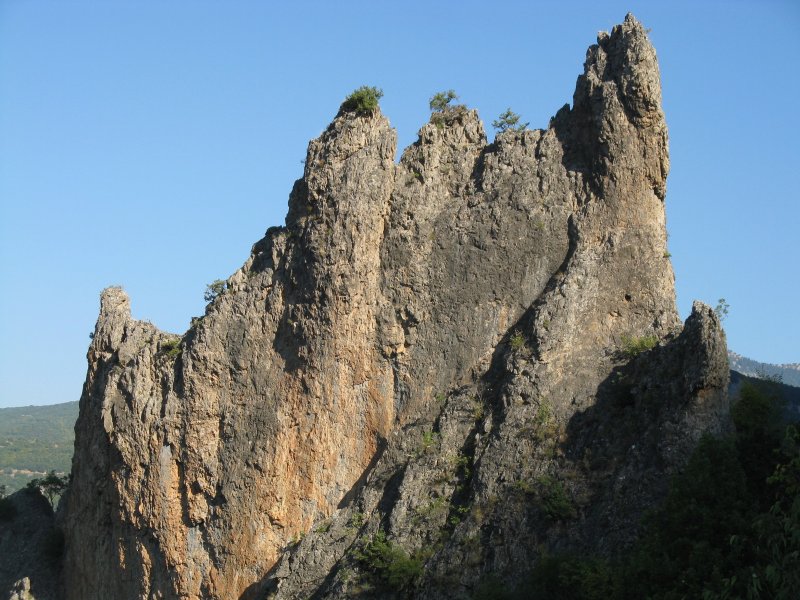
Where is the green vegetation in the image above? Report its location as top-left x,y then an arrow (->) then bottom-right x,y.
714,297 -> 730,322
160,338 -> 182,359
290,529 -> 306,545
619,334 -> 658,358
347,511 -> 365,531
0,401 -> 77,494
204,279 -> 227,303
532,400 -> 556,443
509,331 -> 526,351
471,400 -> 485,421
314,520 -> 331,534
355,530 -> 424,591
492,108 -> 528,133
429,89 -> 458,112
27,470 -> 70,508
535,475 -> 575,521
340,86 -> 384,116
420,430 -> 440,453
413,496 -> 448,524
429,90 -> 467,128
474,381 -> 800,599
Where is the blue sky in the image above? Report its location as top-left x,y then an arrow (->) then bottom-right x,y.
1,1 -> 798,408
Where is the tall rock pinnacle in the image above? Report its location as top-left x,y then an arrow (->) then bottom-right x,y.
53,15 -> 729,600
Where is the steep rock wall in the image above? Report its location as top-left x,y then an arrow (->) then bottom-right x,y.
59,14 -> 729,600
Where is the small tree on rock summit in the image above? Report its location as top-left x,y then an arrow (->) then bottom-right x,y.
492,108 -> 528,133
429,90 -> 459,112
340,86 -> 384,116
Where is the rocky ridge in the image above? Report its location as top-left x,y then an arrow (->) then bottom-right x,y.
46,14 -> 729,600
728,351 -> 800,387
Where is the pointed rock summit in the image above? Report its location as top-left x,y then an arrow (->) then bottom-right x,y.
45,15 -> 729,600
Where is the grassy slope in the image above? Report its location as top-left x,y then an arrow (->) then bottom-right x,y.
0,401 -> 78,494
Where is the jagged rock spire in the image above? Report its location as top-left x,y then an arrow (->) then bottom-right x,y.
52,15 -> 728,600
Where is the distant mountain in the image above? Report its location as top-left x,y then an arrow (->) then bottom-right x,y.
729,370 -> 800,422
728,351 -> 800,387
0,401 -> 78,495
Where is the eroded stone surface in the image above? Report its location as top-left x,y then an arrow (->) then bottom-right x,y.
56,14 -> 730,600
0,490 -> 60,600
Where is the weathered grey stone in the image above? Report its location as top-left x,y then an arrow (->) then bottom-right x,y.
0,490 -> 60,600
50,13 -> 730,600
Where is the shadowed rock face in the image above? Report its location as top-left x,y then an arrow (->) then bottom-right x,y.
57,14 -> 729,600
0,490 -> 61,600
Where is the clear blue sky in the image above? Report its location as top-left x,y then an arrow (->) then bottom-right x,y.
1,1 -> 798,408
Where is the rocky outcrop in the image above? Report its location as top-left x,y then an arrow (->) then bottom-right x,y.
56,13 -> 729,600
0,489 -> 61,600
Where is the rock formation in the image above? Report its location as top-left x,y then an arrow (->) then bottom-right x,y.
0,489 -> 61,600
52,13 -> 728,600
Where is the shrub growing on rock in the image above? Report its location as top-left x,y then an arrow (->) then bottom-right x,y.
340,86 -> 384,116
204,279 -> 227,303
492,108 -> 528,133
355,530 -> 423,591
429,89 -> 458,112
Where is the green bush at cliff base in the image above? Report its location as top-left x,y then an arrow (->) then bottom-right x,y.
355,530 -> 423,590
340,86 -> 383,116
492,108 -> 529,133
473,381 -> 800,599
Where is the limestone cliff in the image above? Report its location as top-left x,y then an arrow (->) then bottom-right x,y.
55,14 -> 729,600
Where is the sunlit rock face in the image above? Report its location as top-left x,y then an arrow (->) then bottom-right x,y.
58,14 -> 728,600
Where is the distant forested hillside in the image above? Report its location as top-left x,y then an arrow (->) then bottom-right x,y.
0,401 -> 78,494
729,351 -> 800,387
730,370 -> 800,422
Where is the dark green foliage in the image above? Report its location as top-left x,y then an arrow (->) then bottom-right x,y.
204,279 -> 227,303
535,475 -> 575,521
429,89 -> 458,111
714,298 -> 730,322
732,381 -> 785,498
625,435 -> 752,598
620,334 -> 658,358
749,425 -> 800,597
475,383 -> 800,599
27,470 -> 70,508
355,530 -> 423,591
160,338 -> 182,359
492,108 -> 528,133
525,554 -> 615,600
429,90 -> 467,128
340,86 -> 384,116
732,381 -> 778,435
